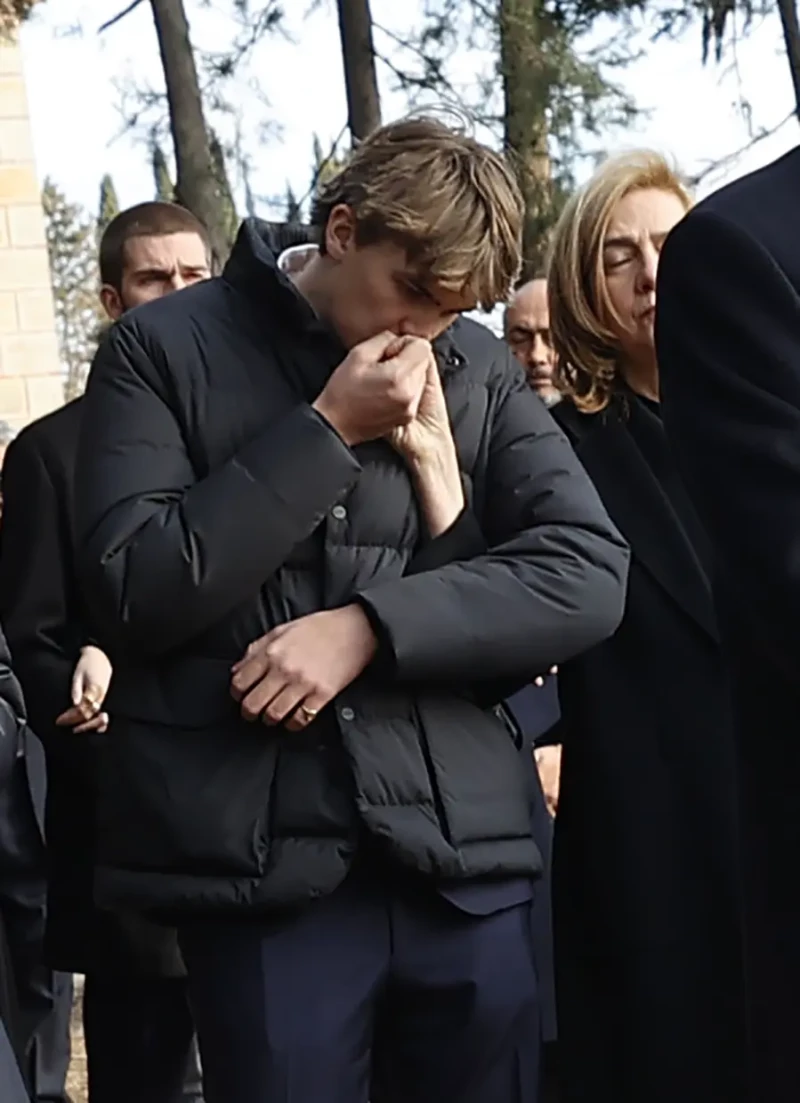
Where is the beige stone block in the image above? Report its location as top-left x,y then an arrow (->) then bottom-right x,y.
25,374 -> 64,419
0,375 -> 26,418
16,288 -> 55,332
0,248 -> 52,291
0,209 -> 8,250
0,43 -> 22,77
0,119 -> 33,163
0,331 -> 59,377
0,76 -> 27,120
7,204 -> 44,247
0,291 -> 16,333
0,164 -> 38,204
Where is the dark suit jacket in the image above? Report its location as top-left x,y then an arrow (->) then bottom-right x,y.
657,144 -> 800,1103
0,397 -> 184,977
550,397 -> 747,1103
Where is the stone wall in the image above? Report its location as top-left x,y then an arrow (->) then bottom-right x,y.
0,33 -> 62,432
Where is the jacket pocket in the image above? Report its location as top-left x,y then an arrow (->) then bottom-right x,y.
95,716 -> 278,879
417,694 -> 532,849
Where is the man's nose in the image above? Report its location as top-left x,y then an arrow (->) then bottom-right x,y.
532,334 -> 550,366
169,272 -> 186,291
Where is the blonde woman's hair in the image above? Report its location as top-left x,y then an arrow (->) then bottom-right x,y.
548,150 -> 692,414
311,116 -> 523,310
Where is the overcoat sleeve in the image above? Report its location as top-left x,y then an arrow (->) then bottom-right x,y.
657,208 -> 800,677
75,319 -> 362,655
357,362 -> 631,682
0,434 -> 76,744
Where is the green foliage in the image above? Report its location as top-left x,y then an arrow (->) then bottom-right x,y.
284,184 -> 301,223
152,142 -> 175,202
208,128 -> 239,246
97,174 -> 120,241
42,178 -> 105,401
311,133 -> 347,195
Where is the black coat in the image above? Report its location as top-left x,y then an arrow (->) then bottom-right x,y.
74,219 -> 629,917
657,145 -> 800,1103
551,397 -> 747,1103
0,399 -> 185,976
0,622 -> 46,1080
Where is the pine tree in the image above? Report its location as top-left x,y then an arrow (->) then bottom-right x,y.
43,178 -> 105,401
208,129 -> 239,249
285,184 -> 301,224
152,142 -> 175,202
311,134 -> 346,198
97,174 -> 120,241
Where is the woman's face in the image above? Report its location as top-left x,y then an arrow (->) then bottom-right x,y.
601,187 -> 687,364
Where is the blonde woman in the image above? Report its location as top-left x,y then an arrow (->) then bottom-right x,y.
546,152 -> 747,1102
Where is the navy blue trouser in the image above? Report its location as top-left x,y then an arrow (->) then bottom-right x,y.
179,870 -> 540,1103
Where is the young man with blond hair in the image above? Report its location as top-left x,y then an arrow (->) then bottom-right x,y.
75,117 -> 629,1102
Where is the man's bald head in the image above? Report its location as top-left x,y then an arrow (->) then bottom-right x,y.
505,277 -> 559,405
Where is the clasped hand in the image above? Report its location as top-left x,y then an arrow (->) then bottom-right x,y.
313,330 -> 453,460
230,605 -> 377,731
56,645 -> 112,734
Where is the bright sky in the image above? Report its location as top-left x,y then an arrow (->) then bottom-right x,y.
19,0 -> 800,220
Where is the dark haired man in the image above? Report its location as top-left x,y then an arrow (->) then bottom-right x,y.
76,118 -> 629,1103
0,201 -> 210,1103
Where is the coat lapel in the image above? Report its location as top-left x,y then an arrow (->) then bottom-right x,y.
575,414 -> 719,643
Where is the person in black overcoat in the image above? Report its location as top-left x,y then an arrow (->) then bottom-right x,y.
544,150 -> 748,1102
656,146 -> 800,1103
0,201 -> 213,1103
0,620 -> 48,1097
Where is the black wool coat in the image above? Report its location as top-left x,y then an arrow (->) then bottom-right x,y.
658,144 -> 800,1103
74,219 -> 630,917
0,399 -> 185,976
551,397 -> 748,1103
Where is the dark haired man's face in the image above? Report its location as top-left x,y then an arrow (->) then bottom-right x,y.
316,205 -> 477,349
100,231 -> 211,320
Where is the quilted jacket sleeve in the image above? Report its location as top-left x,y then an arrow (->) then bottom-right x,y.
75,320 -> 362,656
357,362 -> 630,683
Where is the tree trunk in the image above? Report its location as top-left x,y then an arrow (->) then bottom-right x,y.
777,0 -> 800,122
499,0 -> 554,280
335,0 -> 382,142
149,0 -> 234,267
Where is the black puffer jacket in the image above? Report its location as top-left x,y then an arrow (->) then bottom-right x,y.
75,220 -> 629,915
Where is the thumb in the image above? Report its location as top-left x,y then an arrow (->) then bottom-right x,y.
71,664 -> 83,706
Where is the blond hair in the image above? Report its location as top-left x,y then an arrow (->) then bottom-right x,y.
311,117 -> 523,310
548,150 -> 692,414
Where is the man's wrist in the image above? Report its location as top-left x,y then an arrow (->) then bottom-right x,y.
312,396 -> 359,448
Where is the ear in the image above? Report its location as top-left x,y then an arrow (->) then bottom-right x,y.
324,204 -> 356,262
99,285 -> 124,322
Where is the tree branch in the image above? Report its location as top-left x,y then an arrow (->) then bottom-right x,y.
98,0 -> 145,35
687,110 -> 795,187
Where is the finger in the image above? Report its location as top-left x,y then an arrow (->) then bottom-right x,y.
359,330 -> 404,359
534,676 -> 544,687
284,694 -> 329,734
74,713 -> 109,734
262,684 -> 307,728
56,706 -> 84,727
231,653 -> 272,700
550,665 -> 558,675
383,339 -> 432,374
71,666 -> 84,706
240,671 -> 289,722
